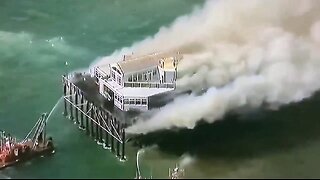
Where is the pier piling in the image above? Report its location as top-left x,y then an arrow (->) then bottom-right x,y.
85,101 -> 90,135
74,87 -> 79,124
116,120 -> 121,157
104,113 -> 110,148
63,75 -> 68,116
95,108 -> 99,141
69,81 -> 74,121
98,109 -> 103,144
62,74 -> 127,160
80,92 -> 85,129
111,118 -> 115,153
121,127 -> 126,160
90,104 -> 95,138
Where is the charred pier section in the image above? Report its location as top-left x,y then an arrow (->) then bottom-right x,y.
62,74 -> 127,161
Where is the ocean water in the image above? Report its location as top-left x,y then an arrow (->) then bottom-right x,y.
1,0 -> 320,178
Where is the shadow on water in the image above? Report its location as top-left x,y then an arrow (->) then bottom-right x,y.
132,92 -> 320,160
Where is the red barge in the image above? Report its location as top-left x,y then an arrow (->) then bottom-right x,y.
0,113 -> 55,169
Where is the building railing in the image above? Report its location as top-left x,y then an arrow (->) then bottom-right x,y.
94,67 -> 108,79
124,82 -> 175,89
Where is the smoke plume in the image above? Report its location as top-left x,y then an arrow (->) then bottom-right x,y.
95,0 -> 320,134
179,154 -> 195,168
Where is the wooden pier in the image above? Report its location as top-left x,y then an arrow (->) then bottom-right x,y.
62,73 -> 131,161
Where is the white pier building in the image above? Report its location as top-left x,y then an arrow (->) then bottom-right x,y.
90,52 -> 183,112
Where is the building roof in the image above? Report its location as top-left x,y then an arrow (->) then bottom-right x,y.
117,52 -> 183,74
117,55 -> 159,74
96,65 -> 110,76
94,51 -> 183,77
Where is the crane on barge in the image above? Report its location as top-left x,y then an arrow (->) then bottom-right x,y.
0,113 -> 55,169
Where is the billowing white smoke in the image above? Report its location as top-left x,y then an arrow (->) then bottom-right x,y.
95,0 -> 320,134
179,154 -> 195,168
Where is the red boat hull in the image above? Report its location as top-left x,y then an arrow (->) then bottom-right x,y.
0,141 -> 55,170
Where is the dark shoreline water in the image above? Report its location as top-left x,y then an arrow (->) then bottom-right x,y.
135,91 -> 320,178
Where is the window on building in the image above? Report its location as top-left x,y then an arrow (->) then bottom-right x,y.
124,99 -> 129,104
153,68 -> 157,75
117,76 -> 121,85
129,99 -> 135,104
136,99 -> 141,105
128,76 -> 132,82
111,71 -> 115,80
133,75 -> 137,82
142,99 -> 147,105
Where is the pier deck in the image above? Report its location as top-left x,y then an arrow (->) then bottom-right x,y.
72,73 -> 141,125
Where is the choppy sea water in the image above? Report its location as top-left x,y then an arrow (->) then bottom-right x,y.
1,0 -> 320,178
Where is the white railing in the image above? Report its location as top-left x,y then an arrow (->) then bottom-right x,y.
124,82 -> 175,89
94,67 -> 108,79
